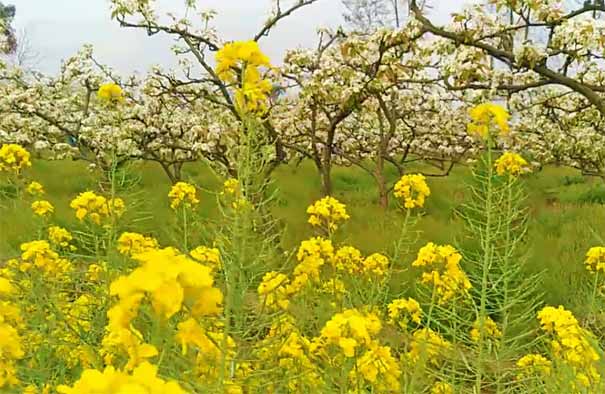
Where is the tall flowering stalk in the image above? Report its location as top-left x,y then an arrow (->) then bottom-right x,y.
212,39 -> 283,390
454,103 -> 543,392
0,143 -> 32,206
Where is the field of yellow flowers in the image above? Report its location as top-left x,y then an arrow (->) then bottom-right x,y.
1,41 -> 605,394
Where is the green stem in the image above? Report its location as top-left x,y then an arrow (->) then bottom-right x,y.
393,209 -> 411,263
182,207 -> 188,251
591,271 -> 600,315
476,133 -> 494,393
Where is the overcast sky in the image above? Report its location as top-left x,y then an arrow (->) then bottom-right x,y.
12,0 -> 473,75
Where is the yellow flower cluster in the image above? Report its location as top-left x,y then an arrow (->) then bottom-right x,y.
412,242 -> 471,304
537,305 -> 601,387
516,353 -> 552,378
105,247 -> 223,369
332,245 -> 363,272
494,152 -> 530,177
431,382 -> 454,394
57,362 -> 186,394
216,40 -> 270,80
393,174 -> 431,209
361,253 -> 390,277
215,40 -> 272,113
168,182 -> 199,210
258,271 -> 294,311
254,316 -> 322,392
388,297 -> 422,330
294,236 -> 335,283
31,200 -> 54,217
189,245 -> 222,271
97,82 -> 125,105
317,308 -> 382,357
70,191 -> 125,224
0,143 -> 31,173
175,317 -> 238,386
470,316 -> 502,342
26,181 -> 45,196
19,240 -> 72,276
222,178 -> 240,195
0,273 -> 23,389
48,226 -> 76,250
330,246 -> 390,277
117,232 -> 159,256
221,178 -> 249,210
86,262 -> 106,282
468,103 -> 510,138
585,246 -> 605,273
407,328 -> 452,366
350,341 -> 402,393
306,196 -> 350,232
236,66 -> 273,114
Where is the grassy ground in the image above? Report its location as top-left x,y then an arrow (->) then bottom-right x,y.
2,159 -> 605,312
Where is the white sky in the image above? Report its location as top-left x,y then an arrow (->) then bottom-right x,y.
11,0 -> 474,75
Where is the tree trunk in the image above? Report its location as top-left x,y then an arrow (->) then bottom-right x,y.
375,154 -> 388,210
320,161 -> 333,196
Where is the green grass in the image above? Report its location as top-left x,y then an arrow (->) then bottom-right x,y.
2,159 -> 605,311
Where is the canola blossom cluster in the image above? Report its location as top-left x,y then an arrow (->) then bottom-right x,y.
467,103 -> 510,138
168,182 -> 199,210
70,191 -> 125,224
0,143 -> 31,173
31,200 -> 54,217
56,362 -> 186,394
516,353 -> 552,379
26,181 -> 44,196
412,242 -> 472,304
585,246 -> 605,274
215,41 -> 272,113
306,196 -> 351,232
470,316 -> 502,343
97,82 -> 125,105
393,174 -> 431,209
494,152 -> 531,177
0,272 -> 23,388
536,305 -> 601,388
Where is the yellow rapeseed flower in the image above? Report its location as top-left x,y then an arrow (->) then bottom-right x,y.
412,242 -> 471,304
585,246 -> 605,273
117,232 -> 159,256
388,297 -> 422,330
168,182 -> 199,210
258,271 -> 291,311
0,144 -> 31,173
494,152 -> 530,177
97,82 -> 125,105
48,226 -> 75,250
56,362 -> 186,394
26,181 -> 45,196
470,316 -> 502,342
70,191 -> 124,224
516,353 -> 552,378
306,196 -> 350,232
31,200 -> 54,217
407,328 -> 452,366
352,341 -> 401,392
215,40 -> 272,113
393,174 -> 431,209
431,382 -> 454,394
318,308 -> 382,358
468,103 -> 510,138
537,305 -> 601,387
215,40 -> 270,81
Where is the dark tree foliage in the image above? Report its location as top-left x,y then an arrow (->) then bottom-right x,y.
0,2 -> 16,54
